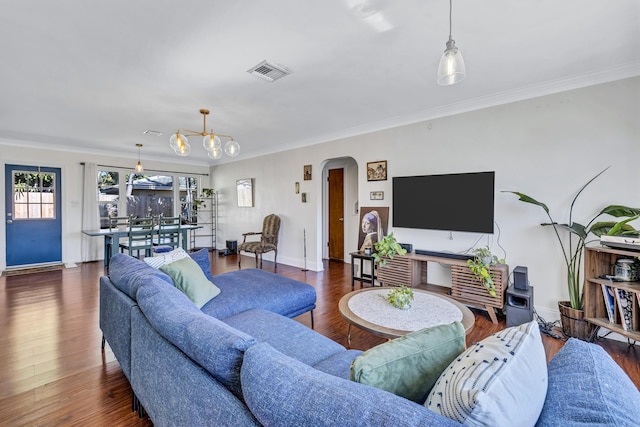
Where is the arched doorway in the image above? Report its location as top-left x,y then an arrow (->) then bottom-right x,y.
322,157 -> 358,262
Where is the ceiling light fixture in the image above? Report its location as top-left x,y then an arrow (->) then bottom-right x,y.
135,143 -> 144,173
169,109 -> 240,159
437,0 -> 466,86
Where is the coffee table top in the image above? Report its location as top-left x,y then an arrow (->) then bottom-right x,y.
339,287 -> 475,340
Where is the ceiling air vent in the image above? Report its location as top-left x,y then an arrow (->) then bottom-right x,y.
247,60 -> 291,82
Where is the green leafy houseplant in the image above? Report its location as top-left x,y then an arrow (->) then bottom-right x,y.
466,246 -> 505,298
504,168 -> 640,310
386,285 -> 414,309
372,233 -> 407,266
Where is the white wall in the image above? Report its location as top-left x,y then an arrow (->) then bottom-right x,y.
0,145 -> 209,269
211,76 -> 640,320
1,77 -> 637,320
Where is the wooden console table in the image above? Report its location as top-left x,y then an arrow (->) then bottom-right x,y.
377,253 -> 508,323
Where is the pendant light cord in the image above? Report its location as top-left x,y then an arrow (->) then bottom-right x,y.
448,0 -> 453,39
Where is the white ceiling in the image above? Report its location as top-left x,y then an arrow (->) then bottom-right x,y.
1,0 -> 638,166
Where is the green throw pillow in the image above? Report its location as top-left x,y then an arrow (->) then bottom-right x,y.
160,256 -> 220,308
350,322 -> 465,404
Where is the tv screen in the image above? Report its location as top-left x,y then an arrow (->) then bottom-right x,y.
392,171 -> 495,234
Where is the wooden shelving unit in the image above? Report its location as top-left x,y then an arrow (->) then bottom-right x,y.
584,246 -> 640,342
377,253 -> 508,323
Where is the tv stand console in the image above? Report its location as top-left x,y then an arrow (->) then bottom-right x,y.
377,253 -> 508,324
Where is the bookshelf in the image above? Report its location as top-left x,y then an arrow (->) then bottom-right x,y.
584,246 -> 640,341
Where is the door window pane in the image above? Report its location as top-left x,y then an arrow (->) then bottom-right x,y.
12,171 -> 56,220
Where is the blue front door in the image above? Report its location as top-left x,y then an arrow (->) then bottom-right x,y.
5,164 -> 62,266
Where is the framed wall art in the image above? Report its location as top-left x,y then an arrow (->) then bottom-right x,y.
367,160 -> 387,181
370,191 -> 384,200
304,165 -> 312,180
236,178 -> 254,207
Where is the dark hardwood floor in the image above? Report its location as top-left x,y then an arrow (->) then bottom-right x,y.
1,253 -> 638,425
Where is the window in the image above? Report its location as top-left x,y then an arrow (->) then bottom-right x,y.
125,173 -> 174,218
98,170 -> 119,228
180,176 -> 199,224
97,169 -> 202,227
13,170 -> 56,220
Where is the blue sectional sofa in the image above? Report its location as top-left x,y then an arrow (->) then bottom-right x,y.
100,251 -> 640,427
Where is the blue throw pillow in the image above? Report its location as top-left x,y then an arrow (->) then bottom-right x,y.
189,248 -> 215,282
535,338 -> 640,426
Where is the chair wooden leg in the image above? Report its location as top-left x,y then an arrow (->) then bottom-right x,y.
274,250 -> 278,269
310,310 -> 314,329
101,334 -> 105,350
255,254 -> 259,268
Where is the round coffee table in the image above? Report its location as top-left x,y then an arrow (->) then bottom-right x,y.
339,287 -> 475,344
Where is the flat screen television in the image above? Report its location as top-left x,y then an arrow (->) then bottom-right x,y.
392,171 -> 495,234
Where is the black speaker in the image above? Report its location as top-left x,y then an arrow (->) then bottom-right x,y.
226,240 -> 237,254
513,266 -> 529,291
506,285 -> 534,327
399,243 -> 413,253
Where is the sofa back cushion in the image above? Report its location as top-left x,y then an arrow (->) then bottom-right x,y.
535,338 -> 640,426
136,276 -> 256,397
241,342 -> 461,427
108,253 -> 173,300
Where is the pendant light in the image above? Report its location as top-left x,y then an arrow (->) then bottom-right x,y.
135,143 -> 144,173
437,0 -> 466,86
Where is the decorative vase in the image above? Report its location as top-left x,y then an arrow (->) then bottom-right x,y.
558,301 -> 595,341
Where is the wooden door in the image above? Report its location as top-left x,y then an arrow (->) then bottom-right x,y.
328,168 -> 344,261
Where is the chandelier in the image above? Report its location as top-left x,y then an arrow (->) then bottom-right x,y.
169,109 -> 240,159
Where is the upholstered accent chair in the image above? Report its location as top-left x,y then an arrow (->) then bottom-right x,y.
238,214 -> 281,269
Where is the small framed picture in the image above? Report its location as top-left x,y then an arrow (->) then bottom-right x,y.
367,160 -> 387,181
295,182 -> 300,194
304,165 -> 312,180
370,191 -> 384,200
301,192 -> 308,203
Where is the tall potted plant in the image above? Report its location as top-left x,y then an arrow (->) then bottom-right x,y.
504,168 -> 640,339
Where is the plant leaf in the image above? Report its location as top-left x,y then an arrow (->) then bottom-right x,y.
597,205 -> 640,218
605,216 -> 639,236
542,222 -> 587,240
502,191 -> 549,213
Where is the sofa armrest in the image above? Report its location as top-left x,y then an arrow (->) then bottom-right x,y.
536,338 -> 640,426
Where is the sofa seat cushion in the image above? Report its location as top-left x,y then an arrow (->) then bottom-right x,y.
535,338 -> 640,426
108,253 -> 173,299
202,268 -> 316,319
313,349 -> 363,379
135,275 -> 256,397
426,321 -> 547,427
223,308 -> 345,367
241,342 -> 461,427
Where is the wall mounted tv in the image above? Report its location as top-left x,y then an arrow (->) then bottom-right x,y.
392,171 -> 495,234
